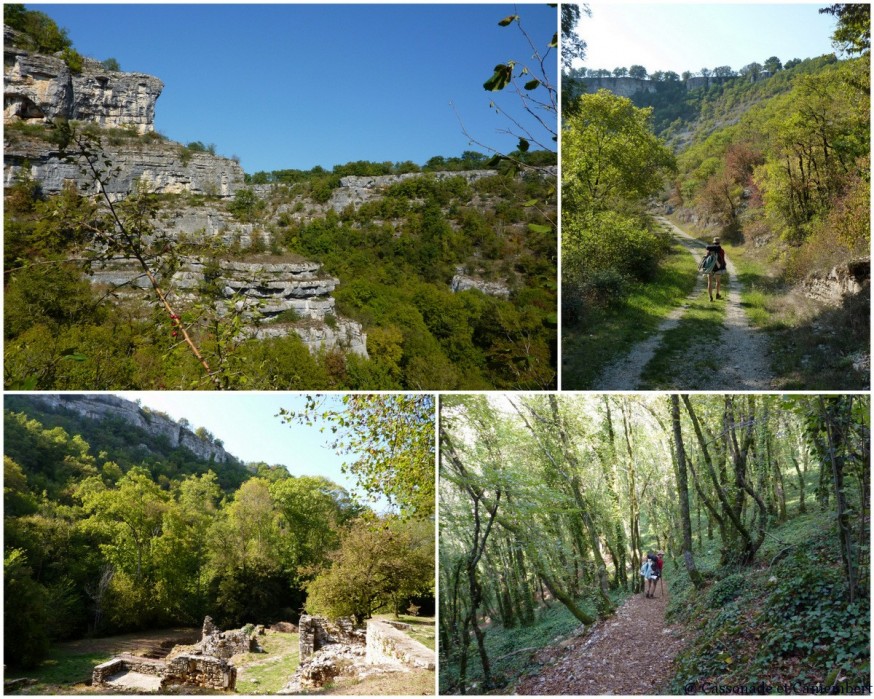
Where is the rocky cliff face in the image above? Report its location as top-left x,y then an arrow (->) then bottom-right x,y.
31,394 -> 234,463
86,256 -> 369,358
4,27 -> 162,133
3,25 -> 245,198
4,132 -> 245,197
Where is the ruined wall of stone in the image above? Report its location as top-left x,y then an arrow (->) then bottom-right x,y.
365,620 -> 436,670
298,615 -> 365,661
164,653 -> 236,690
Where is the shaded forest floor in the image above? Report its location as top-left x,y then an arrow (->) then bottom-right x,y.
515,581 -> 685,694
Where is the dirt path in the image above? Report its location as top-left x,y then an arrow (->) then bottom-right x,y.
593,217 -> 774,389
516,580 -> 685,695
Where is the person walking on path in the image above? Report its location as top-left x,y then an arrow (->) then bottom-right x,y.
704,236 -> 727,302
640,552 -> 658,598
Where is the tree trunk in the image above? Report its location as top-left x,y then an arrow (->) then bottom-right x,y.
670,395 -> 705,588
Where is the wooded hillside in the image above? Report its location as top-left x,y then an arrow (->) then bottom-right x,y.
438,394 -> 869,694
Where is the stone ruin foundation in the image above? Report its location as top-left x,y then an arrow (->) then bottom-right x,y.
91,616 -> 259,692
278,615 -> 435,693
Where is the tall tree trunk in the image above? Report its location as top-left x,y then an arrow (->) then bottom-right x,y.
670,395 -> 705,588
819,397 -> 859,603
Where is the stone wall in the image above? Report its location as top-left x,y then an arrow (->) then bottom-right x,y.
163,653 -> 236,690
298,615 -> 365,661
199,616 -> 258,659
365,620 -> 436,670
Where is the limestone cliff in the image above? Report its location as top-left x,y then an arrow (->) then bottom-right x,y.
3,24 -> 245,198
31,394 -> 235,463
4,26 -> 162,133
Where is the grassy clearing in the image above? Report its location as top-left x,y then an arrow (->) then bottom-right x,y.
9,649 -> 111,695
234,630 -> 300,695
562,238 -> 697,388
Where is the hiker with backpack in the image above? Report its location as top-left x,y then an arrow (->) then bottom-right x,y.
699,236 -> 727,302
645,552 -> 661,598
639,555 -> 653,594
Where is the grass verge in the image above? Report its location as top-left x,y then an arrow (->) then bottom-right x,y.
562,237 -> 697,388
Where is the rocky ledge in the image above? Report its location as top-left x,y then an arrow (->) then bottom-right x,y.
800,257 -> 870,306
87,257 -> 369,358
31,394 -> 233,463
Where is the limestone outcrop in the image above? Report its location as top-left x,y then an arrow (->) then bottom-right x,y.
4,131 -> 245,198
85,256 -> 369,357
31,394 -> 233,463
4,27 -> 163,133
800,258 -> 870,306
451,268 -> 512,299
329,169 -> 500,211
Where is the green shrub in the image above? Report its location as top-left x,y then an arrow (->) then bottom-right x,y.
563,210 -> 668,283
60,48 -> 83,73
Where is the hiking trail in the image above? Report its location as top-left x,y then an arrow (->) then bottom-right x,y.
593,217 -> 775,390
515,579 -> 686,695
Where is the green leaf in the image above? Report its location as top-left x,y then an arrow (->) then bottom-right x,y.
517,137 -> 530,152
487,154 -> 505,167
549,32 -> 558,48
483,63 -> 513,91
528,223 -> 552,234
522,199 -> 539,207
524,79 -> 541,90
498,14 -> 518,26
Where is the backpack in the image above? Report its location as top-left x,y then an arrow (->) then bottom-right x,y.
699,251 -> 717,274
648,553 -> 661,579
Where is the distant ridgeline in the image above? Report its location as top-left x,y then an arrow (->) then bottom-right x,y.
564,55 -> 840,140
4,394 -> 258,492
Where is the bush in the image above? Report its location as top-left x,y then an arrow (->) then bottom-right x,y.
563,211 -> 667,283
60,47 -> 84,73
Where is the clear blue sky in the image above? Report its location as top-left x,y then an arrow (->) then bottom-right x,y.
30,3 -> 557,173
114,392 -> 401,512
578,3 -> 838,75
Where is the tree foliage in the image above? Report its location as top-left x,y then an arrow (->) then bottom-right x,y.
279,394 -> 435,518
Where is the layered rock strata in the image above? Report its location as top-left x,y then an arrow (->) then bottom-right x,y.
87,257 -> 369,358
4,132 -> 244,197
4,26 -> 162,133
800,258 -> 870,306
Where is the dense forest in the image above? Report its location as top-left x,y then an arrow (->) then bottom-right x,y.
3,5 -> 558,391
562,4 -> 870,389
4,395 -> 435,672
438,394 -> 869,694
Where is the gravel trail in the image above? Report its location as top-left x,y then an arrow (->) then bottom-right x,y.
592,217 -> 774,390
516,579 -> 685,695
